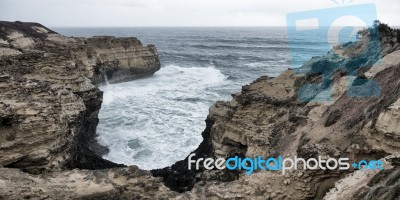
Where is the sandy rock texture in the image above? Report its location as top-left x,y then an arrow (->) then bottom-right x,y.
153,23 -> 400,199
0,21 -> 160,173
1,21 -> 400,200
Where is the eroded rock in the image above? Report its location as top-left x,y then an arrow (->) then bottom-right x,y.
0,21 -> 160,173
1,21 -> 400,200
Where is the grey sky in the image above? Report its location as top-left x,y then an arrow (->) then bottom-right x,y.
0,0 -> 399,27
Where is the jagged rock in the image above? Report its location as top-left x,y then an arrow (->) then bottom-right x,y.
1,21 -> 400,200
324,155 -> 400,200
0,166 -> 178,199
153,22 -> 400,200
0,21 -> 160,173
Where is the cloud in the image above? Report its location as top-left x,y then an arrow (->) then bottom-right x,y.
0,0 -> 399,26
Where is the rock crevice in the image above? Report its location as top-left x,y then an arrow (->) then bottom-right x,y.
1,21 -> 400,200
0,21 -> 160,173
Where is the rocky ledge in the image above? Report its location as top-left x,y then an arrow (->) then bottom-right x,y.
0,21 -> 160,85
152,22 -> 400,199
0,21 -> 160,173
1,21 -> 400,199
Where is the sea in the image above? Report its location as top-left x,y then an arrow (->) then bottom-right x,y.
54,27 -> 348,170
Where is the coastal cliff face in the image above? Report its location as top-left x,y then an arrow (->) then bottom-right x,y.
87,36 -> 161,85
1,21 -> 400,200
152,23 -> 400,199
0,21 -> 160,174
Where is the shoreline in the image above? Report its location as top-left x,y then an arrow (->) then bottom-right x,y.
1,21 -> 400,199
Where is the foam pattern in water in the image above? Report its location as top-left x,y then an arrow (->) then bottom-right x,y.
97,65 -> 228,169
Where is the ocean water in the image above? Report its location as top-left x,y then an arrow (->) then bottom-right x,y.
54,27 -> 334,169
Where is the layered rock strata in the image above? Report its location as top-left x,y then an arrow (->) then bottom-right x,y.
1,21 -> 400,200
0,21 -> 160,174
152,23 -> 400,199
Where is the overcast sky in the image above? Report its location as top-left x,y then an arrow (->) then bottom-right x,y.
0,0 -> 399,27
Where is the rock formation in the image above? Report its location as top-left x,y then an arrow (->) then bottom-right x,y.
0,21 -> 160,174
152,22 -> 400,199
1,21 -> 400,199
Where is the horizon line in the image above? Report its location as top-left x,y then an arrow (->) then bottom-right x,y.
50,25 -> 400,28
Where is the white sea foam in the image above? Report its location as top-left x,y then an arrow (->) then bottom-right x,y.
55,27 -> 303,170
97,65 -> 228,170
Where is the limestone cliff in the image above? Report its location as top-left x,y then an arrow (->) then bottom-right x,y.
1,21 -> 400,200
87,36 -> 160,85
0,21 -> 160,174
152,22 -> 400,199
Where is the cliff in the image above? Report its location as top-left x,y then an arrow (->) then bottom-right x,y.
152,22 -> 400,199
0,21 -> 160,173
0,21 -> 160,85
1,21 -> 400,200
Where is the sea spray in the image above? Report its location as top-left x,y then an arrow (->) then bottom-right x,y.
97,65 -> 228,169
